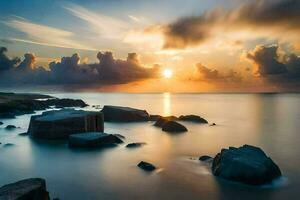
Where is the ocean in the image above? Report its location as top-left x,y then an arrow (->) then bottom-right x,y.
0,93 -> 299,200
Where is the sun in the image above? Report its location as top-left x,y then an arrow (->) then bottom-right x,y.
163,69 -> 173,79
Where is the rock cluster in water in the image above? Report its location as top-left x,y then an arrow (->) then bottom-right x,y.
28,109 -> 104,139
0,178 -> 50,199
211,144 -> 282,185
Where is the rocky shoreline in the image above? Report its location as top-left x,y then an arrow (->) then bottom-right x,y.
0,92 -> 283,199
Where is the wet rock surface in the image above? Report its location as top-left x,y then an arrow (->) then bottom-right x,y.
68,132 -> 123,148
162,121 -> 188,133
126,142 -> 146,148
5,125 -> 16,130
0,178 -> 50,200
179,115 -> 208,123
28,109 -> 104,139
199,155 -> 213,162
101,105 -> 149,122
212,145 -> 282,185
137,161 -> 156,171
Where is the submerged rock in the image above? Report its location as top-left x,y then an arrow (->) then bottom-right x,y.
137,161 -> 156,171
3,143 -> 14,147
68,132 -> 123,148
162,121 -> 188,133
101,105 -> 149,122
179,115 -> 208,123
210,123 -> 216,126
126,142 -> 146,148
0,178 -> 50,200
28,109 -> 104,139
212,145 -> 282,185
5,125 -> 16,130
0,121 -> 3,125
199,155 -> 213,162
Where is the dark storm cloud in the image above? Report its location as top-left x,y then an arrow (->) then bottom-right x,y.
0,47 -> 159,87
163,0 -> 300,49
196,63 -> 242,83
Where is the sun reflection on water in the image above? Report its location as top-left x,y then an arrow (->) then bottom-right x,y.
163,92 -> 171,116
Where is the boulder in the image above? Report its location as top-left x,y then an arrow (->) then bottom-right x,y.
154,117 -> 169,127
212,145 -> 282,185
101,105 -> 149,122
179,115 -> 208,123
68,132 -> 123,148
0,178 -> 50,200
162,121 -> 188,133
5,125 -> 16,130
28,109 -> 104,139
126,142 -> 146,148
199,155 -> 213,162
45,98 -> 88,108
137,161 -> 156,171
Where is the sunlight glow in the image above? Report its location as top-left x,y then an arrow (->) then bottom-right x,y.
163,69 -> 173,79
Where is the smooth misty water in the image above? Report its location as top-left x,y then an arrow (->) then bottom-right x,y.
0,93 -> 300,200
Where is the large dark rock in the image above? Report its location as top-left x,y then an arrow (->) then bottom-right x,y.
5,125 -> 16,130
0,121 -> 3,125
179,115 -> 208,123
0,178 -> 50,200
137,161 -> 156,171
28,109 -> 104,139
153,116 -> 179,127
212,145 -> 282,185
45,98 -> 88,108
68,132 -> 123,148
162,121 -> 188,133
101,105 -> 149,122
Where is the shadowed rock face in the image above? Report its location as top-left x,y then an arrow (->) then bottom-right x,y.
137,161 -> 156,171
0,178 -> 50,200
212,145 -> 282,185
28,109 -> 104,139
179,115 -> 208,123
68,132 -> 123,148
162,121 -> 188,133
101,105 -> 149,122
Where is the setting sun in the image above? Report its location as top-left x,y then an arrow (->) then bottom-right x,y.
163,69 -> 173,79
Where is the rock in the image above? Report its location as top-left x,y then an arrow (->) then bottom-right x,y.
68,132 -> 123,148
154,117 -> 169,127
0,178 -> 50,200
101,105 -> 149,122
19,132 -> 29,136
212,145 -> 282,185
114,134 -> 125,139
5,125 -> 16,130
199,155 -> 213,161
149,115 -> 161,121
137,161 -> 156,171
45,98 -> 88,108
0,121 -> 3,125
28,109 -> 104,139
3,143 -> 14,147
179,115 -> 208,123
126,142 -> 146,148
210,123 -> 216,126
162,121 -> 188,133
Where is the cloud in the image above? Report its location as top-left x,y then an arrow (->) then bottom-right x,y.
162,0 -> 300,49
195,63 -> 242,83
65,4 -> 130,39
3,17 -> 95,50
0,47 -> 159,87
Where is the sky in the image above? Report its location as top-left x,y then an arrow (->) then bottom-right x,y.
0,0 -> 300,92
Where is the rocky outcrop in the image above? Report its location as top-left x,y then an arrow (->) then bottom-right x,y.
45,98 -> 88,108
162,121 -> 188,133
0,178 -> 50,200
137,161 -> 156,171
68,132 -> 123,148
212,145 -> 282,185
28,109 -> 104,139
199,155 -> 213,162
5,125 -> 16,130
101,105 -> 149,122
179,115 -> 208,123
126,142 -> 146,148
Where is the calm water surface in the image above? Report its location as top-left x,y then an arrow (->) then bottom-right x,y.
0,93 -> 300,200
